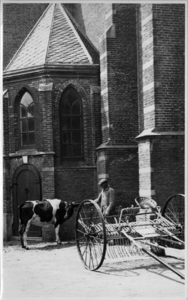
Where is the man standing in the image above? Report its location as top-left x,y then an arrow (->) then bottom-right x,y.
95,179 -> 115,216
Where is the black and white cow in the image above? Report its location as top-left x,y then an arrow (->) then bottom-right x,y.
18,199 -> 79,249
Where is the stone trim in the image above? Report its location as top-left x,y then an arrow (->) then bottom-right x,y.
136,129 -> 184,139
101,69 -> 108,78
97,155 -> 106,161
139,167 -> 154,174
143,59 -> 153,71
144,104 -> 155,114
42,167 -> 54,172
142,36 -> 153,48
141,13 -> 152,26
38,82 -> 53,91
97,144 -> 138,150
101,87 -> 108,96
98,173 -> 109,179
3,64 -> 99,81
100,51 -> 110,61
106,24 -> 116,38
90,86 -> 101,94
139,189 -> 155,197
143,81 -> 154,93
9,151 -> 55,158
105,9 -> 116,21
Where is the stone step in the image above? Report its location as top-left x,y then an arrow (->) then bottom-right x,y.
11,236 -> 42,241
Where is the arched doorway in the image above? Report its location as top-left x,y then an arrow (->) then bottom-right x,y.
12,164 -> 42,236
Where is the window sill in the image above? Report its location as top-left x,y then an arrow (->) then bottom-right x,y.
9,150 -> 55,157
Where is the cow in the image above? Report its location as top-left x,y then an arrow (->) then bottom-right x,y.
18,199 -> 80,249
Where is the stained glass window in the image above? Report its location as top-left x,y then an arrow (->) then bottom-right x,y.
19,92 -> 35,148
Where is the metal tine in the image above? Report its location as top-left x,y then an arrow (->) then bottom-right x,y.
117,240 -> 122,258
114,240 -> 121,257
111,239 -> 118,258
114,238 -> 120,258
108,242 -> 115,259
107,244 -> 112,258
106,236 -> 114,259
116,239 -> 122,258
119,239 -> 125,257
122,239 -> 128,257
119,239 -> 127,257
111,238 -> 117,258
117,239 -> 122,257
124,239 -> 131,257
123,239 -> 130,257
113,240 -> 118,258
116,228 -> 129,257
122,239 -> 127,257
129,241 -> 135,256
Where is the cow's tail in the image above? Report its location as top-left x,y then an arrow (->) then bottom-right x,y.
18,202 -> 25,224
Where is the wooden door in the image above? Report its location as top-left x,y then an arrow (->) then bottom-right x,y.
12,164 -> 42,237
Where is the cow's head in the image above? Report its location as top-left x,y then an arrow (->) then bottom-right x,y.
60,201 -> 80,220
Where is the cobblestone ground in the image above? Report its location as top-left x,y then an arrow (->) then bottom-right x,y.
1,240 -> 186,300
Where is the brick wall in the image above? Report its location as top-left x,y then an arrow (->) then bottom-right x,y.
99,4 -> 139,145
3,3 -> 185,240
3,68 -> 100,214
55,167 -> 97,202
3,158 -> 11,213
96,146 -> 139,208
39,89 -> 54,153
153,4 -> 185,131
138,4 -> 155,131
108,147 -> 139,207
137,4 -> 184,203
151,136 -> 184,206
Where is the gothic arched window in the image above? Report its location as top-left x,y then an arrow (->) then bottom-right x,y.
19,92 -> 35,148
60,88 -> 83,159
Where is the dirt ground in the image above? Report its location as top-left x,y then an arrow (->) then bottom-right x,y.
1,240 -> 186,300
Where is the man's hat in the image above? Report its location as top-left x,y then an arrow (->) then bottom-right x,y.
98,178 -> 108,186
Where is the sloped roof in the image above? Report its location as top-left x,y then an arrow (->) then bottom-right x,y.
5,3 -> 99,72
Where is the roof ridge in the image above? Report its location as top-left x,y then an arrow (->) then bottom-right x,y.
5,3 -> 53,71
62,4 -> 99,55
44,3 -> 55,63
59,4 -> 93,64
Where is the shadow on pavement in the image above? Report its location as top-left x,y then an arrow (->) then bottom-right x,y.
3,240 -> 76,251
97,259 -> 185,284
29,242 -> 76,251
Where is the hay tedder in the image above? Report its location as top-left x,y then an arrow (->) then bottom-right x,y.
75,194 -> 185,280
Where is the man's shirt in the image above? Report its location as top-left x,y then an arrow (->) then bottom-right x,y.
95,186 -> 115,214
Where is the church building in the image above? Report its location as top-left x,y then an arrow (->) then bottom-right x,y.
3,3 -> 185,241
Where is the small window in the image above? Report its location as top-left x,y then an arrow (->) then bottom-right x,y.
60,88 -> 83,160
19,92 -> 35,148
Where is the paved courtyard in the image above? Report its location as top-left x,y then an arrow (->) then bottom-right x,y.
1,240 -> 186,300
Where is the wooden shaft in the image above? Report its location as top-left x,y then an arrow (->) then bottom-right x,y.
121,229 -> 185,280
141,247 -> 185,280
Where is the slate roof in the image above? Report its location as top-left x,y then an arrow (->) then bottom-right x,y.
5,3 -> 99,72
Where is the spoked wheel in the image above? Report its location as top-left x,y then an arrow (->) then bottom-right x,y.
75,199 -> 107,271
162,194 -> 185,247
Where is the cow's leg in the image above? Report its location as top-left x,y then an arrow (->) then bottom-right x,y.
23,219 -> 32,250
18,220 -> 25,249
54,224 -> 61,244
